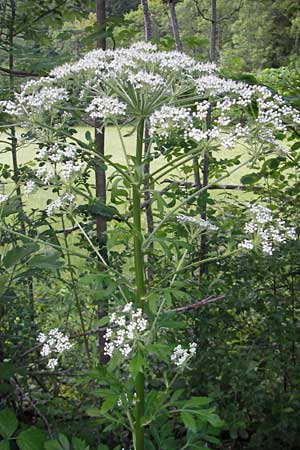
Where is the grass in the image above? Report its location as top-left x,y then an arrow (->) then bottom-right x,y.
0,125 -> 251,207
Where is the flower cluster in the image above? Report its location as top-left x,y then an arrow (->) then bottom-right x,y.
127,70 -> 166,90
86,96 -> 127,120
46,193 -> 75,216
170,342 -> 197,367
149,105 -> 192,137
177,213 -> 218,231
239,204 -> 296,255
1,86 -> 68,116
37,328 -> 73,369
104,303 -> 148,358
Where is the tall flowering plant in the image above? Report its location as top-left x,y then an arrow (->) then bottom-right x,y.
1,42 -> 298,449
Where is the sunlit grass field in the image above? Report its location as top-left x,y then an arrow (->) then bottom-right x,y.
0,125 -> 251,210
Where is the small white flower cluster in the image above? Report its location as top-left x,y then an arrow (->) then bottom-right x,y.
37,328 -> 73,369
177,213 -> 218,231
1,87 -> 68,116
239,204 -> 297,255
104,303 -> 148,358
0,194 -> 8,203
171,342 -> 197,367
149,105 -> 192,137
127,70 -> 166,90
37,143 -> 78,163
86,96 -> 126,120
24,180 -> 35,195
46,193 -> 75,216
61,161 -> 84,180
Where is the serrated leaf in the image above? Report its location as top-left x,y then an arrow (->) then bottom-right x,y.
130,353 -> 145,377
72,437 -> 89,450
16,427 -> 46,450
44,440 -> 64,450
101,394 -> 118,413
0,409 -> 18,438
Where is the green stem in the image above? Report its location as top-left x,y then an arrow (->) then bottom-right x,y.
133,119 -> 146,450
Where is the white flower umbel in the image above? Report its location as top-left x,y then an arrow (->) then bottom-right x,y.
149,105 -> 192,138
86,96 -> 126,120
177,213 -> 218,231
171,342 -> 197,367
104,303 -> 148,358
46,193 -> 75,216
24,180 -> 35,195
37,328 -> 72,369
238,204 -> 297,255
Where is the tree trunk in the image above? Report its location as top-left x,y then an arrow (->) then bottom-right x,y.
9,0 -> 35,321
200,0 -> 217,276
168,0 -> 182,52
210,0 -> 217,62
141,0 -> 152,41
95,0 -> 109,365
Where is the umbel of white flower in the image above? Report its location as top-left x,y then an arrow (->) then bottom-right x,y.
104,303 -> 148,358
171,342 -> 197,367
37,328 -> 73,369
238,204 -> 296,255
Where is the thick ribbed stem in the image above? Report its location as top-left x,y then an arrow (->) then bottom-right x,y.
133,119 -> 146,450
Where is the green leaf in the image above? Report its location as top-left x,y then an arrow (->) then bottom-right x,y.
17,427 -> 46,450
185,397 -> 212,407
0,409 -> 18,438
44,440 -> 64,450
206,413 -> 224,428
3,244 -> 39,268
240,173 -> 261,185
291,141 -> 300,151
0,362 -> 14,380
181,411 -> 197,433
79,199 -> 119,220
101,394 -> 119,413
57,434 -> 69,450
72,437 -> 89,450
86,408 -> 103,417
0,440 -> 10,450
130,353 -> 145,377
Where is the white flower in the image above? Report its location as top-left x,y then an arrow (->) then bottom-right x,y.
239,203 -> 296,255
46,193 -> 75,216
37,329 -> 73,369
24,180 -> 35,195
171,342 -> 197,367
176,214 -> 218,231
238,239 -> 254,250
149,105 -> 192,138
47,358 -> 58,369
86,96 -> 126,120
104,303 -> 148,359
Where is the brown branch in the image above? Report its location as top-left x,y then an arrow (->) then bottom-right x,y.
0,66 -> 39,77
167,294 -> 225,313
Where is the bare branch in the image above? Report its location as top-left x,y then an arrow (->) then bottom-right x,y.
167,294 -> 225,313
0,66 -> 39,77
